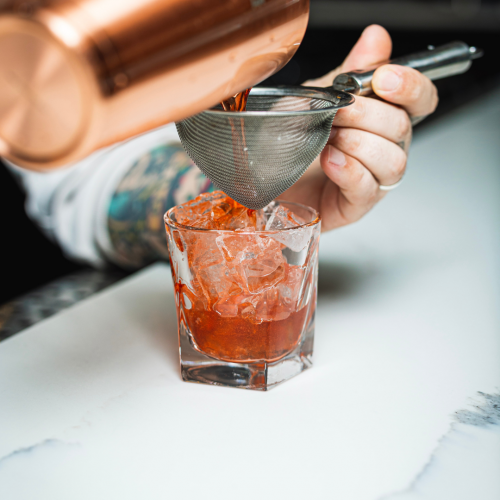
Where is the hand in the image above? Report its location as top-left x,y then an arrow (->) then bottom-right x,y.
279,25 -> 439,232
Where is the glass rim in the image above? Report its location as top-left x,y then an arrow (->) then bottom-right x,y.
164,199 -> 321,234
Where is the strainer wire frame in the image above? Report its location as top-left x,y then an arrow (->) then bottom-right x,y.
200,86 -> 355,117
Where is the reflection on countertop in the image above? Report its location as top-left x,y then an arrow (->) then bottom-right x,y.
0,268 -> 128,341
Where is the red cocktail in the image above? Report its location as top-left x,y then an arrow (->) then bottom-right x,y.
165,191 -> 320,390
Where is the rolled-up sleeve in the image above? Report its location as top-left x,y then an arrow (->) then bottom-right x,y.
5,123 -> 181,268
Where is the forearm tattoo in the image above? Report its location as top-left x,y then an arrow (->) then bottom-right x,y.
108,143 -> 213,268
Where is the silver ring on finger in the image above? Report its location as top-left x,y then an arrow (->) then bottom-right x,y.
379,177 -> 404,191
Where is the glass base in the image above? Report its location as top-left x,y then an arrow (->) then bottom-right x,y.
178,313 -> 315,391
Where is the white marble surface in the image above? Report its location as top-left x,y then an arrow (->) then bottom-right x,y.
1,88 -> 500,499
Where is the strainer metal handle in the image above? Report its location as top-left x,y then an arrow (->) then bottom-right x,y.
333,41 -> 484,96
176,41 -> 483,209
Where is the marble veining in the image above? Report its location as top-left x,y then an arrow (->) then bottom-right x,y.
455,392 -> 500,427
384,392 -> 500,500
0,439 -> 80,468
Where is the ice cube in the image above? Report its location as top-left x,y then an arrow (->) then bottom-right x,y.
254,288 -> 291,322
278,227 -> 313,253
173,191 -> 271,231
244,262 -> 285,294
221,206 -> 258,230
255,210 -> 267,231
210,200 -> 232,219
193,241 -> 235,305
277,265 -> 305,310
216,232 -> 285,294
216,233 -> 262,264
265,204 -> 313,252
174,191 -> 227,228
241,250 -> 285,294
192,235 -> 223,266
265,204 -> 302,231
214,291 -> 246,318
197,262 -> 244,308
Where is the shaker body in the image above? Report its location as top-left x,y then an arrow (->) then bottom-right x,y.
0,0 -> 309,170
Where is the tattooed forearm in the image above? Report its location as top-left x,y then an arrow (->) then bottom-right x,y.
108,143 -> 213,268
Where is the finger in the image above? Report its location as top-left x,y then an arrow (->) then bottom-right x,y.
333,95 -> 412,145
319,145 -> 381,229
340,24 -> 392,72
329,127 -> 407,186
372,65 -> 439,118
303,25 -> 392,88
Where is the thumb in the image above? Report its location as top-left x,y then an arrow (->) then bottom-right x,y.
340,24 -> 392,72
303,25 -> 392,88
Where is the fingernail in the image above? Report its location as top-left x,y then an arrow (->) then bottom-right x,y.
327,145 -> 346,167
329,127 -> 338,140
378,70 -> 401,91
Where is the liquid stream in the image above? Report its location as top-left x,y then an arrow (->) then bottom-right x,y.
220,88 -> 254,202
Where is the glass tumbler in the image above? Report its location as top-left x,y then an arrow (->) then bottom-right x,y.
164,201 -> 321,390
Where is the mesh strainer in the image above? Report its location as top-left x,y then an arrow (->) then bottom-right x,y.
176,41 -> 482,209
176,87 -> 354,209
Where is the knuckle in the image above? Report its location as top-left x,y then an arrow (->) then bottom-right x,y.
349,162 -> 366,188
349,168 -> 376,205
348,98 -> 366,126
371,135 -> 386,164
430,85 -> 439,113
350,129 -> 363,152
365,183 -> 379,206
400,69 -> 427,103
396,111 -> 412,140
411,74 -> 440,115
392,150 -> 407,178
409,76 -> 425,103
337,128 -> 362,153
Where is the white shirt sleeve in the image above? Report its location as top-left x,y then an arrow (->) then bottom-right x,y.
5,123 -> 181,268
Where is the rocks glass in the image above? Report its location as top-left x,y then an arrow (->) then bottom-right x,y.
164,192 -> 320,390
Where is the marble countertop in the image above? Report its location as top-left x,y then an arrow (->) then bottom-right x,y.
1,88 -> 500,499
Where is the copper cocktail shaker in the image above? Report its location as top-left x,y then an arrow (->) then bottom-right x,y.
0,0 -> 309,170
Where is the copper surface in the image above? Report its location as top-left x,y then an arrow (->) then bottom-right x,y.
0,0 -> 309,170
0,16 -> 93,161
